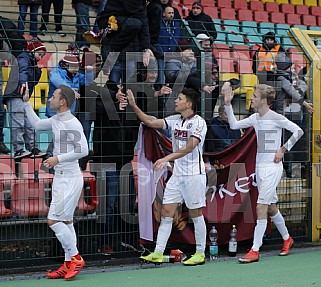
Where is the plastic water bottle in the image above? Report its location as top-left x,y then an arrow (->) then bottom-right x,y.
162,255 -> 175,263
209,226 -> 218,260
228,225 -> 237,257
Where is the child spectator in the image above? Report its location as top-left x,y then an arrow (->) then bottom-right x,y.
3,41 -> 47,159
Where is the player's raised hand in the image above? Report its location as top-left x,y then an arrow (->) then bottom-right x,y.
126,89 -> 136,107
22,83 -> 29,102
223,86 -> 234,106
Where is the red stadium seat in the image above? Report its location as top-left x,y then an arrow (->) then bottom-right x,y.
265,2 -> 279,13
0,186 -> 13,218
302,15 -> 317,26
249,1 -> 264,11
233,0 -> 247,10
76,162 -> 98,215
280,3 -> 295,14
310,6 -> 321,17
20,158 -> 53,180
288,47 -> 307,73
181,0 -> 195,5
237,9 -> 253,21
212,44 -> 235,73
220,8 -> 237,20
76,175 -> 98,215
233,44 -> 250,58
217,0 -> 231,8
203,6 -> 218,19
250,44 -> 260,58
0,155 -> 16,182
201,0 -> 214,6
270,12 -> 286,24
253,11 -> 269,23
317,16 -> 321,27
232,45 -> 253,73
11,180 -> 49,218
295,5 -> 310,15
286,14 -> 302,25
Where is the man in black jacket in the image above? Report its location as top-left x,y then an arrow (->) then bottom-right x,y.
98,0 -> 151,54
185,1 -> 217,40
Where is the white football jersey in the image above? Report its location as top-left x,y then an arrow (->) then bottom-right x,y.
164,114 -> 207,176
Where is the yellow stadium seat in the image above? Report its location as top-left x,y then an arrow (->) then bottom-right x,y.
261,0 -> 275,2
2,66 -> 10,93
290,0 -> 303,4
275,0 -> 289,3
240,74 -> 258,110
30,68 -> 49,110
304,0 -> 317,5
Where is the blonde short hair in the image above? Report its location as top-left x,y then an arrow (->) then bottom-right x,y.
254,84 -> 276,105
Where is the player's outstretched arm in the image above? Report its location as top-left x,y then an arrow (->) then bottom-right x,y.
127,89 -> 164,129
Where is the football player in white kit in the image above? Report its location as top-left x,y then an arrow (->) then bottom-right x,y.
224,84 -> 304,263
127,87 -> 208,266
23,85 -> 88,279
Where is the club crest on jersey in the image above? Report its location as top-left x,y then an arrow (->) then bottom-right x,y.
186,123 -> 193,129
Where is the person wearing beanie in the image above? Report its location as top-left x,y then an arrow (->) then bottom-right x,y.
22,84 -> 88,280
45,47 -> 94,118
3,40 -> 47,159
185,1 -> 217,40
253,31 -> 285,84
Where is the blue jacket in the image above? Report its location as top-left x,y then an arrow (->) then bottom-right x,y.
45,66 -> 94,117
3,51 -> 41,104
158,19 -> 181,53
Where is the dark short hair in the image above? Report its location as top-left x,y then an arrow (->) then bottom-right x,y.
181,88 -> 199,111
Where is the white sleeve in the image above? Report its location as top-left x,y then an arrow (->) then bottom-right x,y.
163,115 -> 179,130
225,105 -> 253,129
24,102 -> 52,130
276,116 -> 304,151
191,117 -> 207,143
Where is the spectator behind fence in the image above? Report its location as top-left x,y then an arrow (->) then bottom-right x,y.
45,47 -> 94,118
40,0 -> 66,37
273,53 -> 313,178
126,58 -> 172,119
159,0 -> 181,19
253,32 -> 285,85
97,0 -> 153,76
3,41 -> 47,160
164,39 -> 216,116
209,105 -> 241,152
157,6 -> 181,84
23,84 -> 88,280
18,0 -> 42,39
0,16 -> 27,154
91,82 -> 137,254
72,0 -> 91,49
185,1 -> 217,40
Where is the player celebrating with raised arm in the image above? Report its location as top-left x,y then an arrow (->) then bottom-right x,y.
127,87 -> 207,266
23,84 -> 88,279
224,84 -> 303,263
